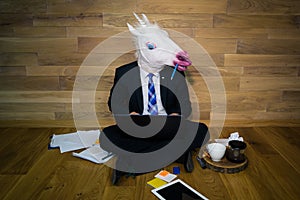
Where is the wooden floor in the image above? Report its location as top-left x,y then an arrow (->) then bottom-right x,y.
0,127 -> 299,200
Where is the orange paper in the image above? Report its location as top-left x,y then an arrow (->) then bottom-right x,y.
159,170 -> 169,177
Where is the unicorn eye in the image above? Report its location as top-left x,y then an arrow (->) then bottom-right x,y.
146,42 -> 156,50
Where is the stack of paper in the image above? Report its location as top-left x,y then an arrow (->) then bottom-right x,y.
49,129 -> 113,164
73,145 -> 114,164
147,170 -> 177,189
49,129 -> 100,153
147,178 -> 167,188
154,170 -> 177,182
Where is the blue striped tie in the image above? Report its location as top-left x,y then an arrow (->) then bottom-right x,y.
148,73 -> 158,115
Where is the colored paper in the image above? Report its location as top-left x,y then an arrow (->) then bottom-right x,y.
147,178 -> 167,188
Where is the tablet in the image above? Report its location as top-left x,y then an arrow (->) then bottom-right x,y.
151,179 -> 209,200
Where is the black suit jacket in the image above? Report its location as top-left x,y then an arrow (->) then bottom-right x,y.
108,61 -> 192,118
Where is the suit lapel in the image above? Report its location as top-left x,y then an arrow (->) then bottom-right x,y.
130,66 -> 144,113
160,68 -> 171,108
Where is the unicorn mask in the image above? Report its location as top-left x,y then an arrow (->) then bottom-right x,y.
127,13 -> 192,74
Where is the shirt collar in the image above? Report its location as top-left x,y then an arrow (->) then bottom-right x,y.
140,67 -> 159,79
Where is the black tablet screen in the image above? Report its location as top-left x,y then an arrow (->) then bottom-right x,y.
156,182 -> 205,200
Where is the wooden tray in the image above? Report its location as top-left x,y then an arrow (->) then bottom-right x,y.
203,154 -> 248,174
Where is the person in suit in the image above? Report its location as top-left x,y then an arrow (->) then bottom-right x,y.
100,13 -> 209,185
100,61 -> 209,185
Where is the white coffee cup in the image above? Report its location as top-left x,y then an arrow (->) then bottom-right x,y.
207,143 -> 226,162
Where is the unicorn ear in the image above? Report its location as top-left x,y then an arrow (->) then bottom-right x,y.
127,23 -> 139,36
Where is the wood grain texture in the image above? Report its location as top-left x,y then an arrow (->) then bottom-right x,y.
240,77 -> 300,91
0,127 -> 299,200
0,0 -> 299,126
225,54 -> 300,67
0,76 -> 60,91
282,91 -> 300,101
227,0 -> 300,15
0,37 -> 78,53
137,0 -> 227,14
214,14 -> 299,28
194,38 -> 237,54
243,66 -> 299,76
14,26 -> 66,37
37,52 -> 87,66
0,0 -> 46,14
237,39 -> 300,54
0,14 -> 33,26
0,91 -> 109,103
0,66 -> 27,76
33,14 -> 103,27
103,13 -> 213,28
0,53 -> 38,66
47,0 -> 136,15
268,29 -> 300,39
194,28 -> 268,39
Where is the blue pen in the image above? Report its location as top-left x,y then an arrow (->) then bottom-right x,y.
102,152 -> 114,160
171,63 -> 178,80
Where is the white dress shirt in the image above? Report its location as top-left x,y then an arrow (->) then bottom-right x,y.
139,68 -> 167,115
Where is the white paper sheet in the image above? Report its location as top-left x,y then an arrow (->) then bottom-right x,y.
154,170 -> 177,183
72,145 -> 114,164
49,130 -> 100,153
50,132 -> 85,153
77,130 -> 101,147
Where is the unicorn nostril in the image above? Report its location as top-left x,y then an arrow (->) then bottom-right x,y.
176,51 -> 190,61
174,51 -> 192,68
178,56 -> 185,61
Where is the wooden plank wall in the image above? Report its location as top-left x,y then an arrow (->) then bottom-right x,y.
0,0 -> 299,127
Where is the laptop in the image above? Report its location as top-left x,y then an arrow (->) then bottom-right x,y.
113,114 -> 183,140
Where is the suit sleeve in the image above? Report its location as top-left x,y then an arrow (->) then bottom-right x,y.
107,67 -> 129,114
178,75 -> 192,118
108,63 -> 141,114
173,74 -> 192,118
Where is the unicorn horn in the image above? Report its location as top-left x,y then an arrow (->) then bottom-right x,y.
133,12 -> 146,26
141,13 -> 150,25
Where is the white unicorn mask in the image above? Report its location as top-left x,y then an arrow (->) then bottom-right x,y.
127,13 -> 192,73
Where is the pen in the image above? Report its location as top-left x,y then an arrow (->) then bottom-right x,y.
102,152 -> 114,160
171,63 -> 178,80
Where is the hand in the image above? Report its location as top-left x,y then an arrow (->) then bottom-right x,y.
130,112 -> 140,115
